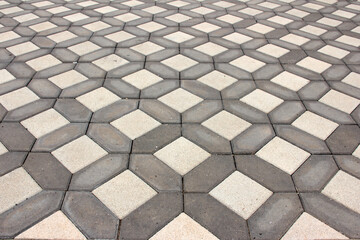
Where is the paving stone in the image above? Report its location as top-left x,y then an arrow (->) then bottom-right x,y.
62,191 -> 118,239
182,100 -> 222,123
23,153 -> 71,190
269,101 -> 305,124
0,191 -> 64,238
69,154 -> 128,191
91,99 -> 138,123
248,193 -> 303,240
326,125 -> 360,154
54,99 -> 92,122
334,155 -> 360,179
139,100 -> 180,124
185,193 -> 249,240
0,122 -> 35,151
3,99 -> 54,122
0,152 -> 27,176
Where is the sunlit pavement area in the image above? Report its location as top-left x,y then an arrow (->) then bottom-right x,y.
0,0 -> 360,239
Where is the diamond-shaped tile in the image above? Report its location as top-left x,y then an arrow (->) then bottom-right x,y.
26,55 -> 61,71
76,87 -> 120,112
240,89 -> 284,113
131,42 -> 164,56
280,34 -> 310,46
258,2 -> 280,9
268,16 -> 293,25
318,45 -> 349,59
202,110 -> 251,140
0,87 -> 39,111
14,13 -> 38,23
77,1 -> 97,7
239,7 -> 262,16
122,69 -> 163,90
68,41 -> 101,56
111,110 -> 161,140
319,90 -> 360,114
342,72 -> 360,89
0,31 -> 20,43
167,0 -> 190,7
217,14 -> 243,24
165,13 -> 191,23
256,137 -> 310,174
303,3 -> 323,10
93,54 -> 129,71
138,22 -> 166,33
105,31 -> 135,43
150,213 -> 219,240
322,170 -> 360,214
30,22 -> 56,32
270,71 -> 310,91
191,6 -> 215,15
93,170 -> 157,219
197,70 -> 237,91
332,9 -> 356,19
161,55 -> 198,71
286,9 -> 309,18
213,1 -> 235,8
6,42 -> 39,56
194,42 -> 227,56
64,13 -> 89,22
297,57 -> 331,73
122,0 -> 143,7
154,137 -> 210,175
317,17 -> 341,27
143,6 -> 166,14
52,135 -> 107,173
247,23 -> 274,34
223,32 -> 252,44
48,31 -> 77,43
292,111 -> 339,140
95,6 -> 117,14
0,167 -> 41,214
0,6 -> 22,14
164,31 -> 194,43
257,44 -> 290,58
21,109 -> 69,138
210,171 -> 272,219
158,88 -> 203,113
49,70 -> 88,89
0,69 -> 15,85
230,56 -> 265,73
83,21 -> 110,32
336,35 -> 360,47
47,6 -> 70,14
192,22 -> 220,33
115,13 -> 140,22
300,25 -> 327,36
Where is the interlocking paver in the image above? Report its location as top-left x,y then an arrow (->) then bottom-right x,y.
0,0 -> 360,238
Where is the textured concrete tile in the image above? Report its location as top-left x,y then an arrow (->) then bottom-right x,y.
54,99 -> 92,122
269,101 -> 305,124
76,87 -> 120,112
326,125 -> 360,154
158,88 -> 203,113
0,87 -> 39,111
0,123 -> 35,151
139,99 -> 180,124
62,191 -> 118,239
241,89 -> 284,113
0,152 -> 27,176
319,89 -> 360,114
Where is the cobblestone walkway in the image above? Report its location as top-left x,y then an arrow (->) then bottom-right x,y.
0,0 -> 360,239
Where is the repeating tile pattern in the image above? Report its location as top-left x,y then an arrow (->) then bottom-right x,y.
0,0 -> 359,239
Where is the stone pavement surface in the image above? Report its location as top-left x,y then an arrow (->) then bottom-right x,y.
0,0 -> 360,239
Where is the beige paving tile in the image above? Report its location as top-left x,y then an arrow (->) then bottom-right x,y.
286,9 -> 309,18
0,87 -> 39,111
300,25 -> 327,36
94,6 -> 117,14
280,34 -> 310,46
161,54 -> 198,71
16,211 -> 86,239
68,41 -> 101,56
167,0 -> 190,7
319,90 -> 360,114
0,69 -> 14,85
0,31 -> 20,43
217,14 -> 242,24
158,88 -> 203,113
303,3 -> 323,10
76,87 -> 120,112
130,41 -> 164,56
247,23 -> 274,34
30,22 -> 56,32
143,6 -> 166,14
0,6 -> 22,14
122,0 -> 143,7
77,1 -> 97,7
258,2 -> 280,9
344,72 -> 360,88
353,145 -> 360,159
281,212 -> 348,240
49,70 -> 87,89
230,56 -> 265,73
197,70 -> 237,90
332,9 -> 355,19
256,137 -> 310,174
111,109 -> 161,140
26,55 -> 61,71
239,7 -> 262,16
138,21 -> 166,33
154,137 -> 210,175
115,13 -> 140,22
257,44 -> 290,58
84,21 -> 110,32
191,6 -> 215,15
194,42 -> 227,56
271,71 -> 309,91
164,31 -> 195,43
192,22 -> 220,33
150,213 -> 219,240
296,57 -> 331,73
202,110 -> 251,140
122,69 -> 163,90
223,32 -> 252,44
0,167 -> 41,214
0,141 -> 8,156
317,17 -> 342,27
267,16 -> 293,25
322,170 -> 360,214
32,1 -> 54,7
210,171 -> 272,219
105,31 -> 135,43
21,108 -> 69,138
48,31 -> 77,43
336,35 -> 360,47
292,111 -> 339,140
14,13 -> 38,23
93,54 -> 129,71
213,1 -> 235,8
6,42 -> 39,56
165,13 -> 192,23
52,135 -> 107,173
318,45 -> 350,59
93,170 -> 157,219
47,6 -> 70,14
240,89 -> 284,113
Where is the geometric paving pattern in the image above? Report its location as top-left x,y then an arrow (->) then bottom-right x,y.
0,0 -> 360,239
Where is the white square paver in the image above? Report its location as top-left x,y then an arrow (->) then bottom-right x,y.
258,2 -> 280,9
197,70 -> 237,91
138,22 -> 166,33
48,31 -> 77,43
111,110 -> 161,140
94,6 -> 117,14
0,31 -> 20,43
14,13 -> 38,23
167,0 -> 190,8
194,42 -> 227,56
93,170 -> 157,219
115,13 -> 140,22
0,69 -> 15,85
150,213 -> 219,240
47,6 -> 70,14
241,89 -> 284,113
143,6 -> 166,14
92,54 -> 129,71
76,87 -> 120,112
223,32 -> 252,45
0,6 -> 22,14
192,22 -> 220,33
300,25 -> 327,36
319,90 -> 360,114
64,13 -> 89,22
281,213 -> 348,240
239,7 -> 262,16
161,55 -> 198,72
332,10 -> 355,19
0,167 -> 41,214
267,16 -> 293,25
191,7 -> 215,15
122,69 -> 163,90
213,1 -> 235,8
322,170 -> 360,214
257,44 -> 290,58
21,109 -> 69,138
68,41 -> 101,56
342,72 -> 360,89
6,42 -> 39,56
336,35 -> 360,47
271,71 -> 310,91
130,42 -> 164,56
202,111 -> 251,140
26,55 -> 61,71
286,9 -> 309,18
318,45 -> 350,59
230,56 -> 265,73
158,88 -> 203,113
297,57 -> 331,73
210,171 -> 273,219
105,31 -> 135,43
256,137 -> 310,174
165,13 -> 192,23
164,31 -> 194,43
83,21 -> 110,32
303,3 -> 323,10
280,34 -> 310,46
292,111 -> 339,140
247,23 -> 274,34
154,137 -> 210,175
0,87 -> 39,111
217,14 -> 242,24
122,0 -> 143,7
49,70 -> 88,89
317,17 -> 342,27
30,22 -> 56,32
